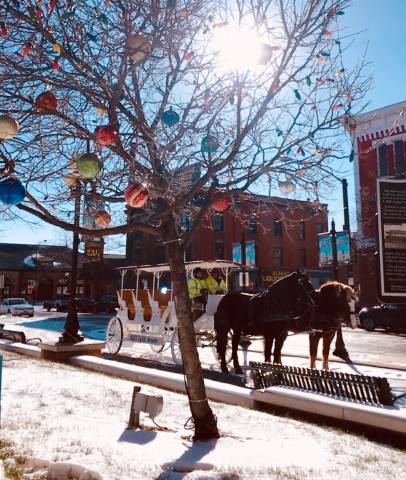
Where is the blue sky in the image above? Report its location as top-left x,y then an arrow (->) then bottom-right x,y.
2,0 -> 406,252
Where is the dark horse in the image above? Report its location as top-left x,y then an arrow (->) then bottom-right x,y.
309,281 -> 354,370
214,272 -> 315,374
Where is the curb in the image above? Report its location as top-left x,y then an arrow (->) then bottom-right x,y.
1,340 -> 405,436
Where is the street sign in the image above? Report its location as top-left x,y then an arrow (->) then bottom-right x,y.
377,178 -> 406,298
318,231 -> 350,267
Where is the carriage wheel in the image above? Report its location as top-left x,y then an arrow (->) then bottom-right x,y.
170,331 -> 183,365
211,332 -> 233,365
150,340 -> 165,353
105,317 -> 123,354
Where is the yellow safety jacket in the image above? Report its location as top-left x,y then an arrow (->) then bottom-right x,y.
188,277 -> 208,299
206,276 -> 227,294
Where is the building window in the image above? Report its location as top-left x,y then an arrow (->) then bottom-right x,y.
394,140 -> 406,177
272,247 -> 283,267
248,218 -> 257,234
212,214 -> 224,231
298,221 -> 306,240
298,248 -> 306,268
316,222 -> 324,234
274,219 -> 283,238
155,246 -> 166,264
378,143 -> 388,176
214,240 -> 225,259
57,278 -> 67,295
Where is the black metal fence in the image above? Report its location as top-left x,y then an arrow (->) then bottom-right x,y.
250,361 -> 395,406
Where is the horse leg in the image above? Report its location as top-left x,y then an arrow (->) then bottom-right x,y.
273,330 -> 287,364
216,328 -> 229,373
264,336 -> 274,362
232,330 -> 243,374
322,331 -> 336,370
309,333 -> 319,369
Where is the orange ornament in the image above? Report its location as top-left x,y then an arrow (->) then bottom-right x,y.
95,210 -> 111,227
211,196 -> 231,213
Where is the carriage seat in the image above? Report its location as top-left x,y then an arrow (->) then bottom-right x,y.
120,289 -> 136,320
120,289 -> 152,321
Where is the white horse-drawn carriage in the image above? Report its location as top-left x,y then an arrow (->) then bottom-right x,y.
105,260 -> 239,365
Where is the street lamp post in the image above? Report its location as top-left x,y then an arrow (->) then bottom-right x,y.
34,240 -> 47,304
330,219 -> 338,281
59,183 -> 83,343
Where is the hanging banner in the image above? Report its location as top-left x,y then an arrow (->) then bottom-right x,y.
377,178 -> 406,298
245,240 -> 256,267
232,243 -> 242,264
318,231 -> 350,267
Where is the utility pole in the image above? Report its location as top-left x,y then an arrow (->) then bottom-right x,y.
330,219 -> 338,281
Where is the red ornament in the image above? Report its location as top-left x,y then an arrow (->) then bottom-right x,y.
95,210 -> 111,227
211,196 -> 231,213
35,91 -> 58,111
34,6 -> 42,19
124,182 -> 149,208
94,125 -> 117,146
21,43 -> 32,58
0,22 -> 8,38
51,58 -> 60,72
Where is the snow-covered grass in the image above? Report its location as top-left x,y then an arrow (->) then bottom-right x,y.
1,351 -> 405,479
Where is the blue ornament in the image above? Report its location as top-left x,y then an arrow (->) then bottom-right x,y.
0,177 -> 25,205
161,107 -> 180,127
201,135 -> 219,154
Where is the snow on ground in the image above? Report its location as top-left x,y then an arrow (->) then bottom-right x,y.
0,351 -> 405,480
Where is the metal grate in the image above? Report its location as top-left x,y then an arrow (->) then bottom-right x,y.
250,361 -> 394,406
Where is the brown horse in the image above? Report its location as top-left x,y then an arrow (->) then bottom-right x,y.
309,282 -> 354,370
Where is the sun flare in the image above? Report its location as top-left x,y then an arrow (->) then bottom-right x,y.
210,24 -> 268,72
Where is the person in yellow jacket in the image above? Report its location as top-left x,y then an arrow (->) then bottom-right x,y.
206,269 -> 227,294
188,268 -> 208,304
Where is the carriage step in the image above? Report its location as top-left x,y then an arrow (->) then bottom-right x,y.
249,362 -> 395,406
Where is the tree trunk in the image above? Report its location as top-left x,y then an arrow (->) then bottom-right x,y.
163,217 -> 220,441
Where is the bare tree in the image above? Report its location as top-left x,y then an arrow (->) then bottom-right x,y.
0,0 -> 368,439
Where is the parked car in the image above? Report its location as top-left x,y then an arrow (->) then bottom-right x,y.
0,298 -> 34,317
76,297 -> 97,313
94,294 -> 119,313
43,295 -> 70,312
359,303 -> 406,332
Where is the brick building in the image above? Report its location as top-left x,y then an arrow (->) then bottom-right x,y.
127,193 -> 330,289
0,243 -> 124,302
352,101 -> 406,307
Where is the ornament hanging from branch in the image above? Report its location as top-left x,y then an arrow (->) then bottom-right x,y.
125,34 -> 151,63
94,209 -> 111,227
63,173 -> 79,187
0,115 -> 19,140
258,44 -> 273,65
124,182 -> 149,208
211,195 -> 231,213
161,107 -> 180,127
278,180 -> 295,195
76,153 -> 103,179
0,22 -> 8,38
35,91 -> 58,111
0,177 -> 26,205
94,125 -> 117,146
201,135 -> 219,154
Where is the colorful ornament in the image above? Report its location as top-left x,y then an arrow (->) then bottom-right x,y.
35,91 -> 58,111
343,115 -> 356,134
0,115 -> 19,140
53,43 -> 62,55
183,52 -> 193,62
125,34 -> 151,63
0,21 -> 8,38
293,89 -> 301,100
94,125 -> 117,146
258,43 -> 273,65
0,177 -> 25,205
124,182 -> 149,208
63,173 -> 79,187
95,209 -> 111,227
21,43 -> 32,58
51,58 -> 60,71
211,196 -> 231,212
278,180 -> 295,195
76,153 -> 103,179
201,135 -> 219,154
161,107 -> 180,127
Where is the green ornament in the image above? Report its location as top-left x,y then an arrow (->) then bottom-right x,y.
349,149 -> 354,162
76,153 -> 103,179
306,76 -> 312,86
294,89 -> 301,100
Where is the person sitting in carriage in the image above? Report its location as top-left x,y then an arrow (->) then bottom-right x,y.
206,269 -> 227,294
188,268 -> 209,310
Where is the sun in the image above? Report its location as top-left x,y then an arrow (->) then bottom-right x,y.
210,24 -> 268,73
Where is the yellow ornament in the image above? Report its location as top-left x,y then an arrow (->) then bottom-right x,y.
0,115 -> 19,140
53,43 -> 62,55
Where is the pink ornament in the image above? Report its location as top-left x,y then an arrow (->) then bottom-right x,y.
94,210 -> 111,227
211,196 -> 231,213
124,182 -> 149,208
